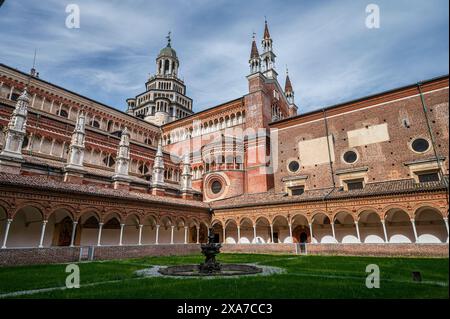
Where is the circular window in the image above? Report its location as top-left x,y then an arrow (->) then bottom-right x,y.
288,160 -> 300,173
411,138 -> 430,153
343,151 -> 358,164
211,181 -> 222,194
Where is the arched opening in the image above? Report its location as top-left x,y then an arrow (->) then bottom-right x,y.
334,212 -> 358,243
385,209 -> 414,243
415,207 -> 447,243
101,214 -> 121,246
174,218 -> 186,244
48,209 -> 74,247
224,219 -> 238,244
159,216 -> 173,244
122,214 -> 140,245
198,222 -> 209,243
358,211 -> 385,243
255,217 -> 271,244
8,206 -> 44,248
311,213 -> 333,244
77,212 -> 100,246
239,218 -> 254,244
291,214 -> 310,243
272,216 -> 290,243
142,215 -> 157,245
212,221 -> 224,243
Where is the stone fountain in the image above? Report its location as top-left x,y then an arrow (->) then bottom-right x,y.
158,228 -> 262,277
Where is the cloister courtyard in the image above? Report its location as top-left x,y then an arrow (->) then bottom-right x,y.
0,254 -> 448,299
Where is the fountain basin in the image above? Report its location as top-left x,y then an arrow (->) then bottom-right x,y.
158,264 -> 263,277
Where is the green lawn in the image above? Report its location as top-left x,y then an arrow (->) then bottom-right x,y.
0,254 -> 448,299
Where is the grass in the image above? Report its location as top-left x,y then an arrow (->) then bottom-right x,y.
0,254 -> 448,299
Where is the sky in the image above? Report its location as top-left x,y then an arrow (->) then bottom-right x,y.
0,0 -> 448,114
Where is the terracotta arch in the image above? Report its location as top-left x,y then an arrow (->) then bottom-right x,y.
357,206 -> 380,219
255,216 -> 271,226
0,199 -> 12,218
382,205 -> 412,219
48,204 -> 76,221
331,209 -> 355,223
291,213 -> 310,225
310,211 -> 329,223
412,203 -> 446,218
102,212 -> 122,224
272,215 -> 289,225
211,219 -> 223,227
12,202 -> 46,219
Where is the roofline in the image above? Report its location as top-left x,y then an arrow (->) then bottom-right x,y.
161,97 -> 244,128
270,74 -> 450,127
211,184 -> 447,210
0,63 -> 160,130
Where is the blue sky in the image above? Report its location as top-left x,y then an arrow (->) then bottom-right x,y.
0,0 -> 448,114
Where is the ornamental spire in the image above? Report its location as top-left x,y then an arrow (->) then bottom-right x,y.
250,32 -> 259,58
263,18 -> 271,40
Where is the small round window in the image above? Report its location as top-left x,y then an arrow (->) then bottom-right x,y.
411,138 -> 430,153
211,181 -> 222,194
288,160 -> 300,173
343,151 -> 358,164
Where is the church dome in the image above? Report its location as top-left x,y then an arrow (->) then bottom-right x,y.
158,45 -> 177,58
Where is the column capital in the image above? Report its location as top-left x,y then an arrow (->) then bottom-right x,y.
120,223 -> 125,227
139,224 -> 143,228
381,219 -> 385,224
410,218 -> 415,222
43,220 -> 48,224
443,217 -> 448,221
156,224 -> 161,228
72,220 -> 78,224
99,222 -> 104,226
6,218 -> 13,223
354,220 -> 359,225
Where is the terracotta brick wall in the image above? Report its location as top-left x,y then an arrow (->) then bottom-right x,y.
272,85 -> 449,192
222,243 -> 449,257
0,244 -> 201,267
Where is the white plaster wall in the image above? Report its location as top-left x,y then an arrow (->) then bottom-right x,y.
299,135 -> 335,166
387,226 -> 415,243
312,225 -> 335,243
347,123 -> 390,147
141,226 -> 157,244
7,219 -> 41,248
360,226 -> 385,243
335,225 -> 359,243
123,226 -> 140,245
79,228 -> 99,246
416,224 -> 447,243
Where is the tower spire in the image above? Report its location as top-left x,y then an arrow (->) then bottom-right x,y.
249,32 -> 261,74
260,18 -> 277,78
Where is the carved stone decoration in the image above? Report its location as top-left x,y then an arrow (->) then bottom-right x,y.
0,89 -> 29,162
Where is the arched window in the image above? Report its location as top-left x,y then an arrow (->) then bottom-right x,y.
103,154 -> 115,167
57,109 -> 69,118
90,119 -> 100,128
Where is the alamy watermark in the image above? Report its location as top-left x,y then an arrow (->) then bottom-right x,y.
366,264 -> 380,288
65,4 -> 80,29
366,4 -> 380,29
65,264 -> 80,289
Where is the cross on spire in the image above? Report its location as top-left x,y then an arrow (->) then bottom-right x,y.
166,31 -> 172,47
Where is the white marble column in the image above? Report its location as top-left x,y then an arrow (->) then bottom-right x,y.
237,226 -> 241,244
443,217 -> 449,243
155,225 -> 160,245
38,220 -> 48,248
309,223 -> 314,244
270,224 -> 274,243
170,226 -> 175,244
223,228 -> 226,244
119,224 -> 125,246
331,222 -> 337,243
70,221 -> 78,247
97,223 -> 104,246
184,226 -> 188,244
355,221 -> 361,243
288,223 -> 293,243
1,219 -> 12,249
196,226 -> 200,244
410,219 -> 418,243
138,225 -> 143,245
381,219 -> 389,243
253,225 -> 257,244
